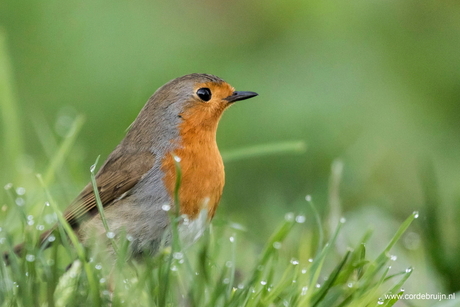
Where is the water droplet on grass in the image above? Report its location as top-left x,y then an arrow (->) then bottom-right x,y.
173,252 -> 183,260
284,212 -> 294,221
301,286 -> 308,295
290,258 -> 299,265
162,204 -> 171,211
106,232 -> 115,239
413,211 -> 419,218
305,195 -> 312,201
16,187 -> 26,195
26,254 -> 35,262
390,255 -> 397,261
273,242 -> 282,249
48,235 -> 56,242
295,215 -> 306,223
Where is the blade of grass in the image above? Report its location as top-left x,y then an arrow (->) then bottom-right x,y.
0,29 -> 24,181
43,115 -> 85,186
222,140 -> 306,163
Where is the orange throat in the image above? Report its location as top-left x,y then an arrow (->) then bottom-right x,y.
161,125 -> 225,220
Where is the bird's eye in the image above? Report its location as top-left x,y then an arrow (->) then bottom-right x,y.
196,88 -> 212,102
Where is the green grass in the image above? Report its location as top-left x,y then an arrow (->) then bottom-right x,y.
0,184 -> 417,307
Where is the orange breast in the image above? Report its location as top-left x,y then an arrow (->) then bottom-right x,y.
161,121 -> 225,219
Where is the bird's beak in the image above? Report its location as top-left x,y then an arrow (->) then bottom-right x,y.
224,91 -> 258,103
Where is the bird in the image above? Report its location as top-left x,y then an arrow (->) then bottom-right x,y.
6,73 -> 258,261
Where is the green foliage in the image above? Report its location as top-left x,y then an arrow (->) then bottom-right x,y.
0,193 -> 416,306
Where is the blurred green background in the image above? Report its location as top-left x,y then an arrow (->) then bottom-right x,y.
1,0 -> 460,304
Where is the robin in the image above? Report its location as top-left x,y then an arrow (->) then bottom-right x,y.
7,73 -> 258,260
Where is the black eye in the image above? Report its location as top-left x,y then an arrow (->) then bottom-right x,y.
196,88 -> 212,102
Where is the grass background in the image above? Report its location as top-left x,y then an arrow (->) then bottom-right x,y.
1,0 -> 460,305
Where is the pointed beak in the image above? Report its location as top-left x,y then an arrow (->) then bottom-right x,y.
224,91 -> 258,103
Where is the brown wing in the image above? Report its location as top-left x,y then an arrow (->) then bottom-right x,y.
5,150 -> 156,261
63,149 -> 156,229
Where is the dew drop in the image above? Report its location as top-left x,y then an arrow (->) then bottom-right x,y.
173,252 -> 183,260
95,264 -> 102,270
400,288 -> 405,292
126,234 -> 134,242
45,202 -> 50,207
36,225 -> 45,231
284,212 -> 294,221
223,278 -> 230,284
238,283 -> 244,289
377,299 -> 384,305
315,283 -> 320,288
100,278 -> 106,284
15,198 -> 25,206
273,242 -> 282,249
162,204 -> 171,212
305,195 -> 312,202
170,265 -> 178,271
405,267 -> 413,273
16,187 -> 26,195
47,235 -> 56,242
260,280 -> 267,285
301,286 -> 308,295
308,258 -> 313,263
90,164 -> 96,173
390,255 -> 397,261
340,217 -> 346,223
0,238 -> 4,244
295,215 -> 306,223
301,268 -> 307,274
106,232 -> 115,239
25,254 -> 35,262
348,282 -> 353,288
229,236 -> 235,243
4,183 -> 13,190
290,258 -> 299,265
225,261 -> 233,268
173,155 -> 181,163
413,211 -> 419,218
